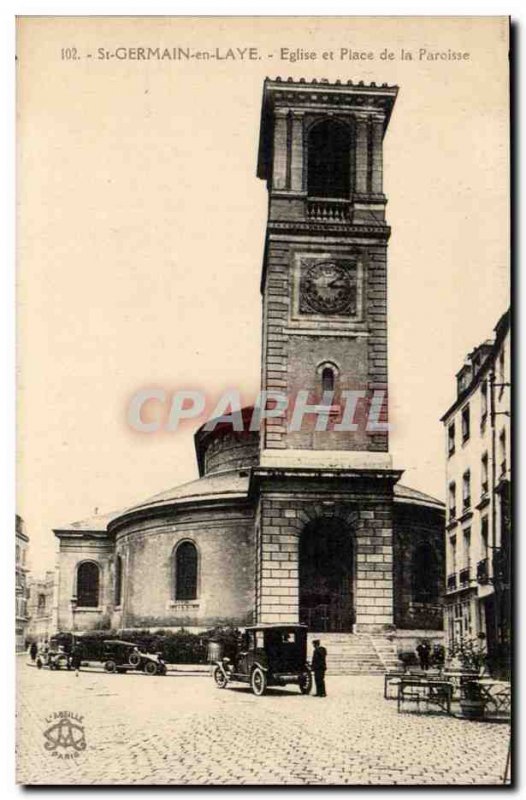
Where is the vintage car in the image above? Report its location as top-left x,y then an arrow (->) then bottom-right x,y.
36,646 -> 71,671
101,640 -> 167,675
212,624 -> 312,696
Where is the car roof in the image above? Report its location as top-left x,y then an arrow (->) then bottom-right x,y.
103,640 -> 137,646
243,624 -> 308,632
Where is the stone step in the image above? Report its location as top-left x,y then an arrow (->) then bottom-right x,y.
305,632 -> 403,675
307,632 -> 386,675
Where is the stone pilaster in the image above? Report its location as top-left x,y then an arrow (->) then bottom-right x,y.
370,116 -> 384,195
257,496 -> 299,623
290,111 -> 304,192
354,501 -> 394,632
272,109 -> 289,191
354,115 -> 369,194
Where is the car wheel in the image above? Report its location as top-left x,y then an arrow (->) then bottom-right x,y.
299,670 -> 313,695
104,660 -> 117,673
128,652 -> 141,667
251,666 -> 267,696
145,661 -> 158,675
213,666 -> 228,689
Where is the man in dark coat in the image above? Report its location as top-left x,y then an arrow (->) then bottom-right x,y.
311,639 -> 327,697
70,643 -> 83,676
416,639 -> 431,671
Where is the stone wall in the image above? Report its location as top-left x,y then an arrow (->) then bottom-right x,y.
393,503 -> 445,630
111,503 -> 255,629
56,533 -> 114,631
261,236 -> 389,453
254,471 -> 396,632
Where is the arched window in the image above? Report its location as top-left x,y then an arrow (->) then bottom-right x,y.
321,366 -> 335,393
114,555 -> 123,606
412,544 -> 439,603
175,541 -> 198,601
307,119 -> 351,199
76,561 -> 100,608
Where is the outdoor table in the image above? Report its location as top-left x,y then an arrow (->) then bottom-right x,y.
473,679 -> 511,717
384,669 -> 443,699
384,670 -> 405,699
397,677 -> 453,715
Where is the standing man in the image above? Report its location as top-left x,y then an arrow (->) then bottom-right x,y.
311,639 -> 327,697
416,639 -> 431,671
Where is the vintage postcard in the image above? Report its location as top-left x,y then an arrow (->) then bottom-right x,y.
16,16 -> 511,786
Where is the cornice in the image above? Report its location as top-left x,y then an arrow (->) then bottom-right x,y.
266,220 -> 391,240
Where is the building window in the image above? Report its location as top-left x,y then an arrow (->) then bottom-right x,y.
16,544 -> 20,564
498,349 -> 505,398
480,380 -> 488,425
307,119 -> 351,199
411,543 -> 439,603
463,528 -> 471,568
481,517 -> 489,558
499,429 -> 507,476
462,470 -> 471,511
449,535 -> 457,573
114,555 -> 123,606
37,593 -> 46,612
481,452 -> 489,495
447,422 -> 455,456
174,541 -> 198,601
321,365 -> 335,394
76,561 -> 100,608
448,482 -> 456,520
461,404 -> 470,443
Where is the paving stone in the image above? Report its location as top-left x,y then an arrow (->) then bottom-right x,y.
16,662 -> 510,785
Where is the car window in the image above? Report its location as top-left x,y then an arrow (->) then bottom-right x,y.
282,631 -> 297,644
255,631 -> 264,649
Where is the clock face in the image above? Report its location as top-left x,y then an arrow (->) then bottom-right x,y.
300,261 -> 356,316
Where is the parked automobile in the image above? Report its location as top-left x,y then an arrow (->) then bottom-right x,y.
49,632 -> 111,662
36,645 -> 71,671
212,624 -> 312,696
101,640 -> 166,675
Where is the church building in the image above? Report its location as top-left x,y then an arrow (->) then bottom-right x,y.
54,79 -> 445,655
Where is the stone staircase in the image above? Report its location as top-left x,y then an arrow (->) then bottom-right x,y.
307,632 -> 399,675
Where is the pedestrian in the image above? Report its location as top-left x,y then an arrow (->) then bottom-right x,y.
311,639 -> 327,697
416,639 -> 431,671
70,643 -> 82,677
29,641 -> 38,662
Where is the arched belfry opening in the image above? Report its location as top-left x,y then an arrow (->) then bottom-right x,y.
307,119 -> 351,199
299,517 -> 354,632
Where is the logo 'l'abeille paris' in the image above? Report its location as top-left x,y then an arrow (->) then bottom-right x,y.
43,711 -> 87,758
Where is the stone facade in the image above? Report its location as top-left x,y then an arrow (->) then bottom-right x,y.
16,515 -> 30,651
54,427 -> 444,634
27,571 -> 56,643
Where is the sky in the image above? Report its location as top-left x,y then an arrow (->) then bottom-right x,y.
16,16 -> 509,574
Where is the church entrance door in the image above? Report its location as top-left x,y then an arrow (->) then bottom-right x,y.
299,517 -> 354,632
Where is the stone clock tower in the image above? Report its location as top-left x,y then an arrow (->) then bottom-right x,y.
252,77 -> 402,633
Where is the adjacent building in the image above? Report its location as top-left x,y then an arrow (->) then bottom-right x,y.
27,571 -> 56,643
441,309 -> 510,667
53,78 -> 446,663
15,515 -> 30,651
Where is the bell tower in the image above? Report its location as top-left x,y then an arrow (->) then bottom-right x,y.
253,78 -> 402,634
257,77 -> 398,469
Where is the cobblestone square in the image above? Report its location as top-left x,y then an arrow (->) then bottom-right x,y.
16,660 -> 510,786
